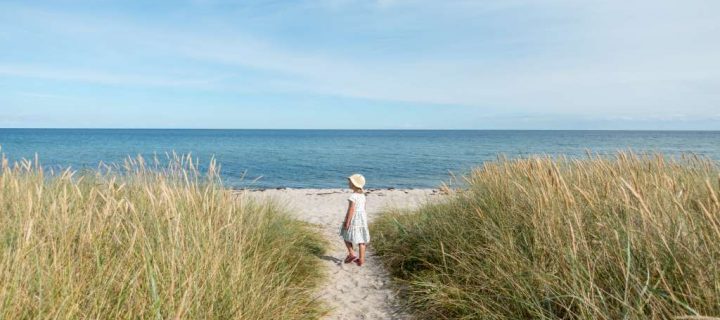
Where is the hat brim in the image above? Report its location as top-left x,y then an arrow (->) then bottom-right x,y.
348,177 -> 365,189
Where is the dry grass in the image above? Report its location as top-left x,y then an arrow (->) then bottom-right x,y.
372,152 -> 720,319
0,153 -> 326,319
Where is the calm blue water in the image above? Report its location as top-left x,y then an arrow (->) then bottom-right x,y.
0,129 -> 718,188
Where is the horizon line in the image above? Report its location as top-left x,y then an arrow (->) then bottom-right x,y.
1,127 -> 719,132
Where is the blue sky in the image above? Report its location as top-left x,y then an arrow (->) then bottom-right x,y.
1,0 -> 718,129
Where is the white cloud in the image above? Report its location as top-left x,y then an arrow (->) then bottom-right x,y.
0,65 -> 217,88
1,1 -> 719,118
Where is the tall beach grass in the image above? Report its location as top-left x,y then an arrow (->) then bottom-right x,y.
372,152 -> 720,319
0,153 -> 325,319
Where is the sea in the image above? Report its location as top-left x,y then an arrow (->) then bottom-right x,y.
0,129 -> 718,189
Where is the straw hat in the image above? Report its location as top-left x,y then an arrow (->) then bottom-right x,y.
348,174 -> 366,189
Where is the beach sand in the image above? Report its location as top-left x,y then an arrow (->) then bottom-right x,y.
243,188 -> 445,320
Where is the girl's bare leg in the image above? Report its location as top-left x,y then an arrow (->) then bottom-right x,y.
358,244 -> 366,264
344,241 -> 356,256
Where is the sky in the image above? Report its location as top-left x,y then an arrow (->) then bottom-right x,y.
1,0 -> 719,130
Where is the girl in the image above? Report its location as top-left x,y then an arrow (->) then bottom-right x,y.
340,174 -> 370,266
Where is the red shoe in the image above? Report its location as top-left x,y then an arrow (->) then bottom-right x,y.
344,255 -> 357,264
355,259 -> 364,267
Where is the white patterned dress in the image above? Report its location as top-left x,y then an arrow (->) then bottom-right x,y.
340,193 -> 370,244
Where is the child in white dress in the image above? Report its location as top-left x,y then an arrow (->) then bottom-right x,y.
340,174 -> 370,266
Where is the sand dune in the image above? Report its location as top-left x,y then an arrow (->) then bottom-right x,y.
245,188 -> 444,320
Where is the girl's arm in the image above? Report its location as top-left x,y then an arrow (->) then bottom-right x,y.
343,200 -> 356,230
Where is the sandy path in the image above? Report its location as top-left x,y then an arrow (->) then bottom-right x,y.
245,188 -> 443,320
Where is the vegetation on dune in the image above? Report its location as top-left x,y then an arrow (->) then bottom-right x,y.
372,152 -> 720,319
0,153 -> 326,319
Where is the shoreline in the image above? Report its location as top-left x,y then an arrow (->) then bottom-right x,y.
234,187 -> 444,194
238,188 -> 446,223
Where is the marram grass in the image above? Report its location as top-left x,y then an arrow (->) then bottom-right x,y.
372,152 -> 720,320
0,153 -> 325,319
